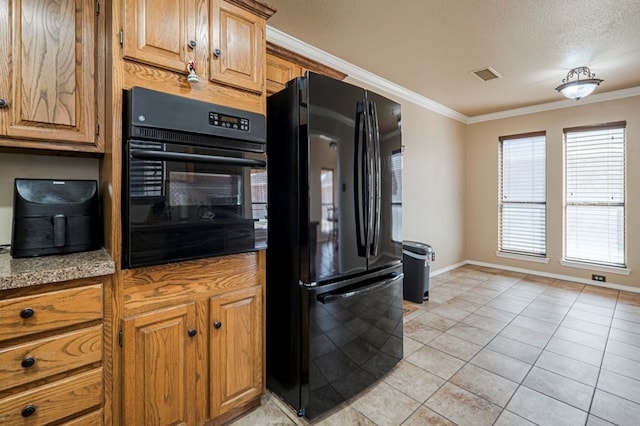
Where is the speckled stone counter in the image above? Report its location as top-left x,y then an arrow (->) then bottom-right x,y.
0,248 -> 115,291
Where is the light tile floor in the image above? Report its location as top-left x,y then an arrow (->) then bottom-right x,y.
229,265 -> 640,426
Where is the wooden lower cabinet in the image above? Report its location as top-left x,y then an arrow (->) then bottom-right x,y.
210,285 -> 263,418
119,258 -> 265,425
122,303 -> 197,426
0,278 -> 106,426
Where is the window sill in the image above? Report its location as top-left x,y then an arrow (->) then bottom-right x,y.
559,260 -> 631,276
496,251 -> 549,264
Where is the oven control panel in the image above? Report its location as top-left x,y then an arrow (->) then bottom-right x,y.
209,112 -> 249,131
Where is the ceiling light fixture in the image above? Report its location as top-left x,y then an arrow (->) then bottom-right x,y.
555,66 -> 603,100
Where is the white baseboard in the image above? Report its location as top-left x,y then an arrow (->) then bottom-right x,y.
430,261 -> 467,278
465,259 -> 640,294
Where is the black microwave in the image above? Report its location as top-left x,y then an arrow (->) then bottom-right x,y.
122,87 -> 267,269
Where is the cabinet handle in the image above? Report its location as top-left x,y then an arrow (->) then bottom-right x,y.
213,321 -> 222,329
188,40 -> 197,49
21,404 -> 36,417
21,357 -> 36,368
188,328 -> 197,337
213,49 -> 221,58
0,98 -> 7,108
20,308 -> 34,319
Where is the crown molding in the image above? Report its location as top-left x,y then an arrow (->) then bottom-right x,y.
467,86 -> 640,124
267,26 -> 640,125
266,26 -> 468,123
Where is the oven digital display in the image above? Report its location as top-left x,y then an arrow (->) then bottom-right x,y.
209,112 -> 249,131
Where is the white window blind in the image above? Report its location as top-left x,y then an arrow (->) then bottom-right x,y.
564,122 -> 626,267
499,132 -> 546,256
391,151 -> 402,243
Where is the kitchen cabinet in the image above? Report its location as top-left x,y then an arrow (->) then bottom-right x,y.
266,41 -> 348,95
210,284 -> 263,417
122,0 -> 271,94
0,279 -> 105,424
121,303 -> 197,426
266,54 -> 303,94
0,0 -> 101,151
123,0 -> 197,74
209,0 -> 266,93
118,251 -> 265,425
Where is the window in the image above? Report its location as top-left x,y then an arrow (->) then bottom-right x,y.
498,132 -> 546,257
564,122 -> 626,267
320,168 -> 336,238
391,150 -> 402,243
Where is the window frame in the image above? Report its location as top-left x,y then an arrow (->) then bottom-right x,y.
562,121 -> 627,269
497,131 -> 547,258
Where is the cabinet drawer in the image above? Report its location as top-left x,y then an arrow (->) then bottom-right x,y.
0,284 -> 102,342
0,368 -> 102,425
60,409 -> 102,425
0,325 -> 102,391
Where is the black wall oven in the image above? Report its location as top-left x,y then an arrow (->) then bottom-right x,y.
122,87 -> 267,269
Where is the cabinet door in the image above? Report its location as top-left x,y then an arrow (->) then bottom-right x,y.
0,0 -> 96,144
122,304 -> 197,426
266,54 -> 303,95
210,285 -> 263,416
209,0 -> 265,93
123,0 -> 196,73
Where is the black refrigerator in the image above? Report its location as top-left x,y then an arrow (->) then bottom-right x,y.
266,72 -> 403,419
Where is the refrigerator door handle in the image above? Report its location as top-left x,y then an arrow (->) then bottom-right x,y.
354,100 -> 367,257
316,273 -> 403,304
369,101 -> 381,257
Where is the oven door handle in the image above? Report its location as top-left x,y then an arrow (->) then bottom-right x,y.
131,149 -> 266,167
316,273 -> 403,304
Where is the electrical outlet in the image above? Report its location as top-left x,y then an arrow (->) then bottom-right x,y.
592,274 -> 606,282
431,252 -> 435,262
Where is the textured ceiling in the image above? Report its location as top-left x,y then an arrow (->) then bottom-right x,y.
265,0 -> 640,117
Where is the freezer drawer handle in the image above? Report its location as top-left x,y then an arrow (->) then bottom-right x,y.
317,273 -> 403,304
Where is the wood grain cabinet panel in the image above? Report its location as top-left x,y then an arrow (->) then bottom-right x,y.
266,54 -> 302,94
0,0 -> 97,147
209,0 -> 265,93
122,303 -> 197,426
210,284 -> 263,417
0,325 -> 102,391
0,368 -> 102,426
0,284 -> 103,342
123,0 -> 196,74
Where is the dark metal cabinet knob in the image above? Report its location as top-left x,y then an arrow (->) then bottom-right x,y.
213,321 -> 222,329
20,308 -> 34,319
0,98 -> 7,108
21,404 -> 36,417
213,49 -> 221,58
188,40 -> 196,49
188,329 -> 197,337
21,357 -> 36,368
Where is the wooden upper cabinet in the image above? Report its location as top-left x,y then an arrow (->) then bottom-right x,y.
123,0 -> 197,74
0,0 -> 97,147
266,42 -> 347,95
209,0 -> 267,93
266,54 -> 302,94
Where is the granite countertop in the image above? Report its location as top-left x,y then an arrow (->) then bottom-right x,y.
0,247 -> 116,291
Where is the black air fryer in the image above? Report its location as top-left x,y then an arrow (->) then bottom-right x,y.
11,179 -> 102,258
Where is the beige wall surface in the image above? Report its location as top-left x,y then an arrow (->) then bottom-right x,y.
466,96 -> 640,289
0,153 -> 99,245
346,77 -> 468,272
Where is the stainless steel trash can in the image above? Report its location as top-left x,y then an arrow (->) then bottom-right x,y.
402,241 -> 432,303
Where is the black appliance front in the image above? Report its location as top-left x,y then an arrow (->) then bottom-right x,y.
266,73 -> 403,419
304,268 -> 404,418
122,87 -> 267,269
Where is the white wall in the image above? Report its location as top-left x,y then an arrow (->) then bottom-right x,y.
0,153 -> 98,245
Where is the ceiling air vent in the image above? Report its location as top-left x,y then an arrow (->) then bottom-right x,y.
471,67 -> 502,82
